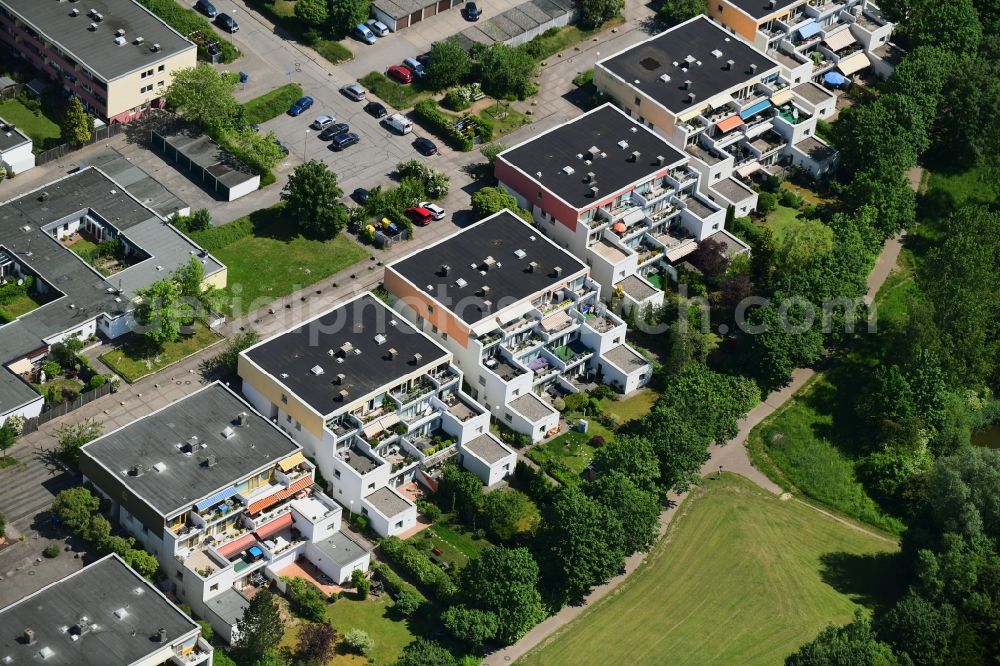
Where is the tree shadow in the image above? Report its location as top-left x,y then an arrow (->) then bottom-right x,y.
915,187 -> 956,226
819,551 -> 904,611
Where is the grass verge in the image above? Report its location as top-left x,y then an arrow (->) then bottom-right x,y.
0,98 -> 61,151
521,473 -> 900,666
244,0 -> 352,65
188,204 -> 368,314
100,323 -> 223,383
477,104 -> 531,139
241,83 -> 305,125
523,17 -> 625,63
359,72 -> 431,110
136,0 -> 240,62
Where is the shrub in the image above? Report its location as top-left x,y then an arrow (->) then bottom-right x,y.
351,568 -> 370,600
88,375 -> 107,391
416,499 -> 442,522
242,83 -> 305,125
41,361 -> 61,378
393,589 -> 422,615
442,89 -> 473,112
757,192 -> 778,215
779,189 -> 803,209
590,435 -> 607,448
591,385 -> 616,400
342,629 -> 374,656
371,562 -> 423,601
351,514 -> 369,533
283,576 -> 328,622
551,397 -> 566,412
414,100 -> 474,151
380,537 -> 457,599
188,216 -> 254,251
43,544 -> 61,558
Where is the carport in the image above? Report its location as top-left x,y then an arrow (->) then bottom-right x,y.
150,125 -> 260,202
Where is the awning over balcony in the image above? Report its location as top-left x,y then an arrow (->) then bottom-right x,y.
736,162 -> 762,178
716,114 -> 743,133
471,319 -> 501,338
216,533 -> 257,559
798,20 -> 821,39
195,486 -> 239,513
497,300 -> 534,325
277,452 -> 306,473
248,476 -> 312,515
824,29 -> 858,52
837,51 -> 871,76
770,88 -> 793,106
254,512 -> 294,540
362,413 -> 401,439
739,100 -> 772,120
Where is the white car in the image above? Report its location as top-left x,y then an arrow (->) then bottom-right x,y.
419,201 -> 445,220
366,18 -> 390,37
310,115 -> 336,130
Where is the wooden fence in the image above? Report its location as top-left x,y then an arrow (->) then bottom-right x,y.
35,123 -> 124,165
20,382 -> 114,435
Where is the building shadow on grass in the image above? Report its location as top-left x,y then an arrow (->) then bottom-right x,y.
819,551 -> 903,611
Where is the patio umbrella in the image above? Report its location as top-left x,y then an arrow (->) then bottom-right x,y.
823,71 -> 848,87
612,221 -> 627,234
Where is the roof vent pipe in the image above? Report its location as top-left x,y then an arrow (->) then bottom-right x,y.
687,92 -> 697,103
630,150 -> 640,162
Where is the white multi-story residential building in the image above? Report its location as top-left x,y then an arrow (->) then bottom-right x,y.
0,553 -> 214,666
496,103 -> 750,306
594,15 -> 839,182
80,383 -> 369,644
237,292 -> 517,535
383,210 -> 654,442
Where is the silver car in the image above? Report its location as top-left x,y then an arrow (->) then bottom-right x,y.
340,84 -> 366,102
310,115 -> 336,130
366,18 -> 390,37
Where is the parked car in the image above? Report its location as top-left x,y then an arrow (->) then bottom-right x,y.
417,53 -> 432,67
366,18 -> 390,37
310,115 -> 336,130
272,136 -> 289,156
353,23 -> 377,45
352,188 -> 371,205
413,136 -> 437,156
405,206 -> 434,226
195,0 -> 217,18
215,12 -> 238,32
463,2 -> 481,20
330,132 -> 360,151
364,101 -> 387,118
385,113 -> 413,135
319,123 -> 350,140
387,65 -> 413,84
340,83 -> 366,101
419,202 -> 445,221
288,96 -> 314,116
402,57 -> 426,79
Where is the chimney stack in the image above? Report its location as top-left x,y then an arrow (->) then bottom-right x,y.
629,150 -> 641,162
725,59 -> 734,70
480,285 -> 491,297
338,389 -> 349,401
482,299 -> 492,313
749,63 -> 758,75
335,372 -> 346,384
584,171 -> 596,183
387,347 -> 397,360
655,155 -> 664,166
441,264 -> 450,276
553,266 -> 563,278
237,412 -> 249,427
413,352 -> 423,364
682,79 -> 692,90
23,629 -> 35,645
687,92 -> 697,103
528,261 -> 539,273
585,145 -> 600,160
768,0 -> 776,8
157,628 -> 167,643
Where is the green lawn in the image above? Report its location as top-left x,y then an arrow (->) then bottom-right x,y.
0,98 -> 61,151
241,83 -> 304,125
599,388 -> 657,423
924,162 -> 1000,211
478,104 -> 531,139
526,420 -> 615,485
523,17 -> 625,63
763,204 -> 809,244
100,323 -> 223,382
0,290 -> 44,323
359,72 -> 431,110
418,519 -> 492,569
748,369 -> 905,535
189,205 -> 368,315
521,474 -> 900,666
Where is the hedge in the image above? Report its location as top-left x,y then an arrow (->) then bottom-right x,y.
188,216 -> 254,251
136,0 -> 240,63
414,100 -> 473,152
241,83 -> 304,125
379,536 -> 457,599
372,562 -> 426,601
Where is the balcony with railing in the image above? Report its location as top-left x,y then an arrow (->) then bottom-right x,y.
576,307 -> 624,335
806,0 -> 848,19
172,637 -> 214,665
337,445 -> 386,478
428,364 -> 460,389
440,391 -> 484,423
774,102 -> 812,126
550,339 -> 593,368
505,330 -> 544,355
483,354 -> 528,383
325,416 -> 357,441
404,427 -> 457,459
391,377 -> 436,407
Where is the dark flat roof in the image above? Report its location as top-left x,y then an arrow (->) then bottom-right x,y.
500,105 -> 685,209
389,211 -> 587,326
0,117 -> 30,152
710,177 -> 755,203
153,125 -> 257,188
598,16 -> 779,114
244,293 -> 450,416
726,0 -> 803,19
206,588 -> 249,627
0,554 -> 198,666
80,383 -> 300,516
1,0 -> 194,81
793,81 -> 834,106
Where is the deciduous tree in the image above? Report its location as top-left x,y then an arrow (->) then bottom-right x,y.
586,471 -> 660,554
478,43 -> 537,100
60,97 -> 94,147
328,0 -> 371,37
426,38 -> 472,90
592,434 -> 659,491
394,638 -> 457,666
134,278 -> 184,347
294,0 -> 329,26
296,622 -> 337,664
166,64 -> 237,131
579,0 -> 623,29
786,609 -> 898,666
658,0 -> 705,26
234,590 -> 284,663
480,489 -> 540,542
281,160 -> 348,238
456,546 -> 545,644
471,186 -> 518,218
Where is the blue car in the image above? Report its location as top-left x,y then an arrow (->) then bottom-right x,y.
353,23 -> 377,45
288,96 -> 314,116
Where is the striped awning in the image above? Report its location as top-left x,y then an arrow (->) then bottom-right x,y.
837,51 -> 871,76
740,100 -> 772,120
194,486 -> 238,513
277,452 -> 306,472
824,29 -> 858,52
770,88 -> 794,106
216,533 -> 257,559
362,412 -> 401,439
716,114 -> 743,133
248,476 -> 312,515
254,512 -> 294,540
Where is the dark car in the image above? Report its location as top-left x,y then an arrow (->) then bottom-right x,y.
273,137 -> 289,156
288,96 -> 314,116
330,132 -> 360,151
413,137 -> 437,156
195,0 -> 217,17
215,12 -> 238,32
364,101 -> 387,118
319,123 -> 350,140
352,188 -> 371,205
463,2 -> 481,20
417,54 -> 432,67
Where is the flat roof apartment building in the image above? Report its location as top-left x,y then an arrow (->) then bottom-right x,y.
0,554 -> 213,666
238,292 -> 516,536
496,103 -> 751,308
384,210 -> 654,442
594,15 -> 840,183
0,167 -> 225,428
80,383 -> 368,643
0,0 -> 196,123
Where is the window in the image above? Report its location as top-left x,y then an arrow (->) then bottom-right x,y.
613,337 -> 621,344
286,414 -> 292,423
512,389 -> 519,397
634,96 -> 641,106
157,80 -> 165,88
158,64 -> 165,71
441,332 -> 448,341
478,376 -> 486,386
717,3 -> 722,10
175,570 -> 183,580
395,521 -> 403,529
537,191 -> 542,199
431,324 -> 438,334
505,414 -> 513,422
140,69 -> 153,79
210,583 -> 219,591
295,422 -> 301,432
714,173 -> 721,180
713,223 -> 720,230
361,507 -> 369,516
334,469 -> 341,478
427,304 -> 434,313
804,128 -> 811,136
367,482 -> 375,490
281,394 -> 288,404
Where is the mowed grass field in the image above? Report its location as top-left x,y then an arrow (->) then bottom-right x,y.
520,474 -> 898,666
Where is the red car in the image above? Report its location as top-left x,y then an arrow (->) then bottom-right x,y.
387,65 -> 413,84
405,206 -> 434,226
